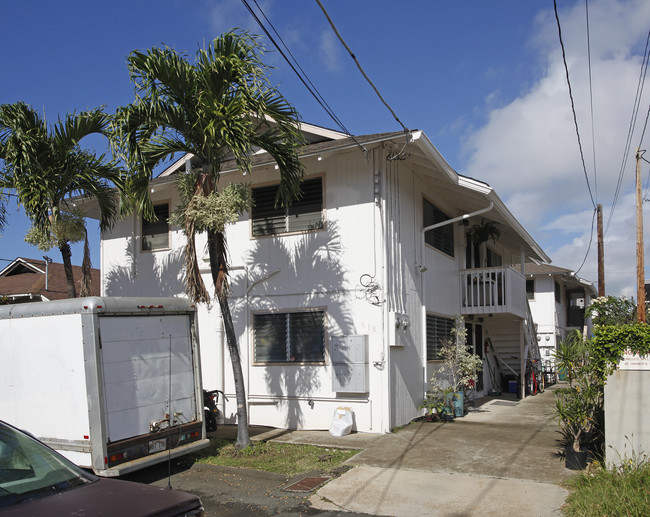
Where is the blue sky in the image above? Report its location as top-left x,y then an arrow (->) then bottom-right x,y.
1,0 -> 650,297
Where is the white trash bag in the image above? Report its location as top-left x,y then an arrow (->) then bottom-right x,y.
329,407 -> 353,437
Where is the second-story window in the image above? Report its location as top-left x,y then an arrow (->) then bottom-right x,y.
252,177 -> 323,236
142,202 -> 170,251
486,248 -> 502,267
423,198 -> 454,257
526,279 -> 535,300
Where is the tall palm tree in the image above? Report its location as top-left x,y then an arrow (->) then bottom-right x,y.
0,102 -> 124,297
115,31 -> 304,449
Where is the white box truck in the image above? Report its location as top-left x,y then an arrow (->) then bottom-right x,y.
0,296 -> 209,476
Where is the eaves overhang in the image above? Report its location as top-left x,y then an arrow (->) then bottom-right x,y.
409,131 -> 550,264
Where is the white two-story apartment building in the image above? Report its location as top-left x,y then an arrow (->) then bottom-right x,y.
86,124 -> 550,433
518,263 -> 596,369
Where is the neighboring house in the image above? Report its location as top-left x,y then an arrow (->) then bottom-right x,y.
82,124 -> 550,433
0,257 -> 100,303
518,263 -> 597,367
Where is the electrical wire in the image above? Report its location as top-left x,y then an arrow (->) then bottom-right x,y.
554,0 -> 596,210
314,0 -> 410,135
585,0 -> 598,201
574,207 -> 597,275
640,106 -> 650,200
240,0 -> 368,154
607,29 -> 650,232
639,103 -> 650,149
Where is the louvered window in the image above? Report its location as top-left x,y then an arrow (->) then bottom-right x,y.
142,202 -> 170,251
423,198 -> 454,257
254,311 -> 325,363
252,178 -> 323,236
426,314 -> 454,361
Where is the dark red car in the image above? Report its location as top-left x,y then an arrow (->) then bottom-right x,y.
0,420 -> 204,516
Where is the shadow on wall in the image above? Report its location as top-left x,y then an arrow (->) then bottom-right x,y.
228,222 -> 356,429
104,237 -> 186,297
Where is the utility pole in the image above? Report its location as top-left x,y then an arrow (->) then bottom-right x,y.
597,204 -> 605,297
636,148 -> 646,323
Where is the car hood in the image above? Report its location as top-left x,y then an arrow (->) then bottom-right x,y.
0,477 -> 202,516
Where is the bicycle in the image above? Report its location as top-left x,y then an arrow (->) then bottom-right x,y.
525,359 -> 545,396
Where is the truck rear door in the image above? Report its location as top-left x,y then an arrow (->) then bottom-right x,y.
98,314 -> 198,443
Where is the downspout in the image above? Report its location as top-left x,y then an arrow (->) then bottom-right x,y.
43,256 -> 52,291
380,150 -> 391,433
417,202 -> 494,397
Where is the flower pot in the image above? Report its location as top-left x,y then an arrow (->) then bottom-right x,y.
444,392 -> 465,417
565,445 -> 588,470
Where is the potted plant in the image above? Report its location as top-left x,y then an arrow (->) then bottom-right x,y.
468,218 -> 500,245
418,389 -> 444,422
427,316 -> 483,418
553,330 -> 603,469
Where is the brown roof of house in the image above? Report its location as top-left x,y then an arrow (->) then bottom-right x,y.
0,258 -> 100,302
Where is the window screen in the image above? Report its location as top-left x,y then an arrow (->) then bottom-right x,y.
252,178 -> 323,236
254,311 -> 325,363
426,314 -> 454,360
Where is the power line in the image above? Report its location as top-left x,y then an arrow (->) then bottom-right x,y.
553,0 -> 596,210
607,28 -> 650,232
314,0 -> 410,135
239,0 -> 367,154
575,207 -> 597,275
638,103 -> 650,149
585,0 -> 598,201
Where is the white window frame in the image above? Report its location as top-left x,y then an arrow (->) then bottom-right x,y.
252,309 -> 327,365
251,177 -> 324,237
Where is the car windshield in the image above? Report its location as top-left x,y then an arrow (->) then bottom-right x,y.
0,421 -> 96,508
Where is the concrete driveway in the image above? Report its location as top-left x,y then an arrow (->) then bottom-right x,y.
132,385 -> 574,515
259,385 -> 573,516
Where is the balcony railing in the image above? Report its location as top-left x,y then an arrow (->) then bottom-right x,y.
460,266 -> 527,318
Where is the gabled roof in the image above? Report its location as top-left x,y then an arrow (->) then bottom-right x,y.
74,124 -> 550,263
0,257 -> 100,303
515,262 -> 597,296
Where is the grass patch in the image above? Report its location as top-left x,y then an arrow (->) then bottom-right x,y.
190,437 -> 360,476
562,461 -> 650,516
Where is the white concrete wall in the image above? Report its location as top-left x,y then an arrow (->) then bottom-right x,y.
98,143 -> 532,433
604,370 -> 650,467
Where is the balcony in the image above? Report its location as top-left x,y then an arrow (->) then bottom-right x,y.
460,266 -> 527,319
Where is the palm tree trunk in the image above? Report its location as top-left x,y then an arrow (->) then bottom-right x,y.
206,229 -> 250,449
58,240 -> 77,298
79,227 -> 92,297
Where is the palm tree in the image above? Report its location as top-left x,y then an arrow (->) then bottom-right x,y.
115,31 -> 305,449
0,102 -> 124,297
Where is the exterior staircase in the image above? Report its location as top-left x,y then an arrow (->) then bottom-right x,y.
484,301 -> 541,397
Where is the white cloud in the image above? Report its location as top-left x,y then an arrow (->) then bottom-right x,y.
205,0 -> 270,35
463,0 -> 650,296
319,29 -> 343,73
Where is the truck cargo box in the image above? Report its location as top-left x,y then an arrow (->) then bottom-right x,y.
0,297 -> 209,476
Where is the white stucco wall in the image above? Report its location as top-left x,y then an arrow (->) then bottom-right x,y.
98,141 -> 530,433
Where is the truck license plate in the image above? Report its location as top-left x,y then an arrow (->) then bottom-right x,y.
148,438 -> 167,454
